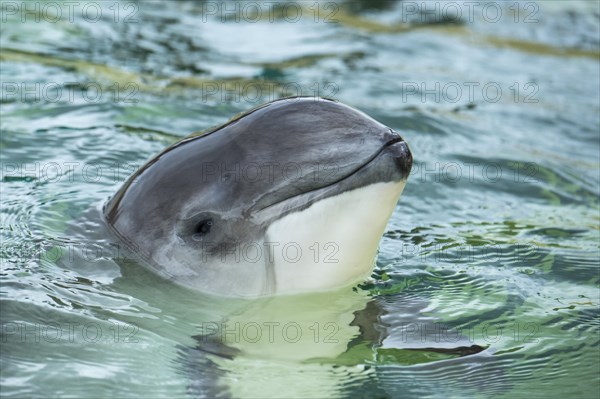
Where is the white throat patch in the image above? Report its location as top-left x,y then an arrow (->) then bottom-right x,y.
265,180 -> 407,295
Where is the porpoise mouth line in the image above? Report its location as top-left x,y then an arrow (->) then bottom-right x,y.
255,134 -> 407,214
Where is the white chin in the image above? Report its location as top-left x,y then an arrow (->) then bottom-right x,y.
265,180 -> 407,295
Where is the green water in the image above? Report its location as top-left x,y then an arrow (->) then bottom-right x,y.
1,1 -> 599,398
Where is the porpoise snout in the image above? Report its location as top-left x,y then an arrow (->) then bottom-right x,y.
389,140 -> 413,178
380,129 -> 413,179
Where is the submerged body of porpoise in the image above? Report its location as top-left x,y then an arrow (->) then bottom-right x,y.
98,97 -> 492,398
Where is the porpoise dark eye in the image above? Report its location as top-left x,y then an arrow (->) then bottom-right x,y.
192,219 -> 213,241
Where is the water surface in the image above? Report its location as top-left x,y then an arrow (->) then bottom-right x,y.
1,1 -> 599,398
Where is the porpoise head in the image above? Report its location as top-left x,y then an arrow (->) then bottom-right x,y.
104,97 -> 412,297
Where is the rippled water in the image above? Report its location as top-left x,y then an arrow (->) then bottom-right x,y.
1,1 -> 599,398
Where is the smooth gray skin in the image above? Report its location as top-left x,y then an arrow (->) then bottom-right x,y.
103,97 -> 412,293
